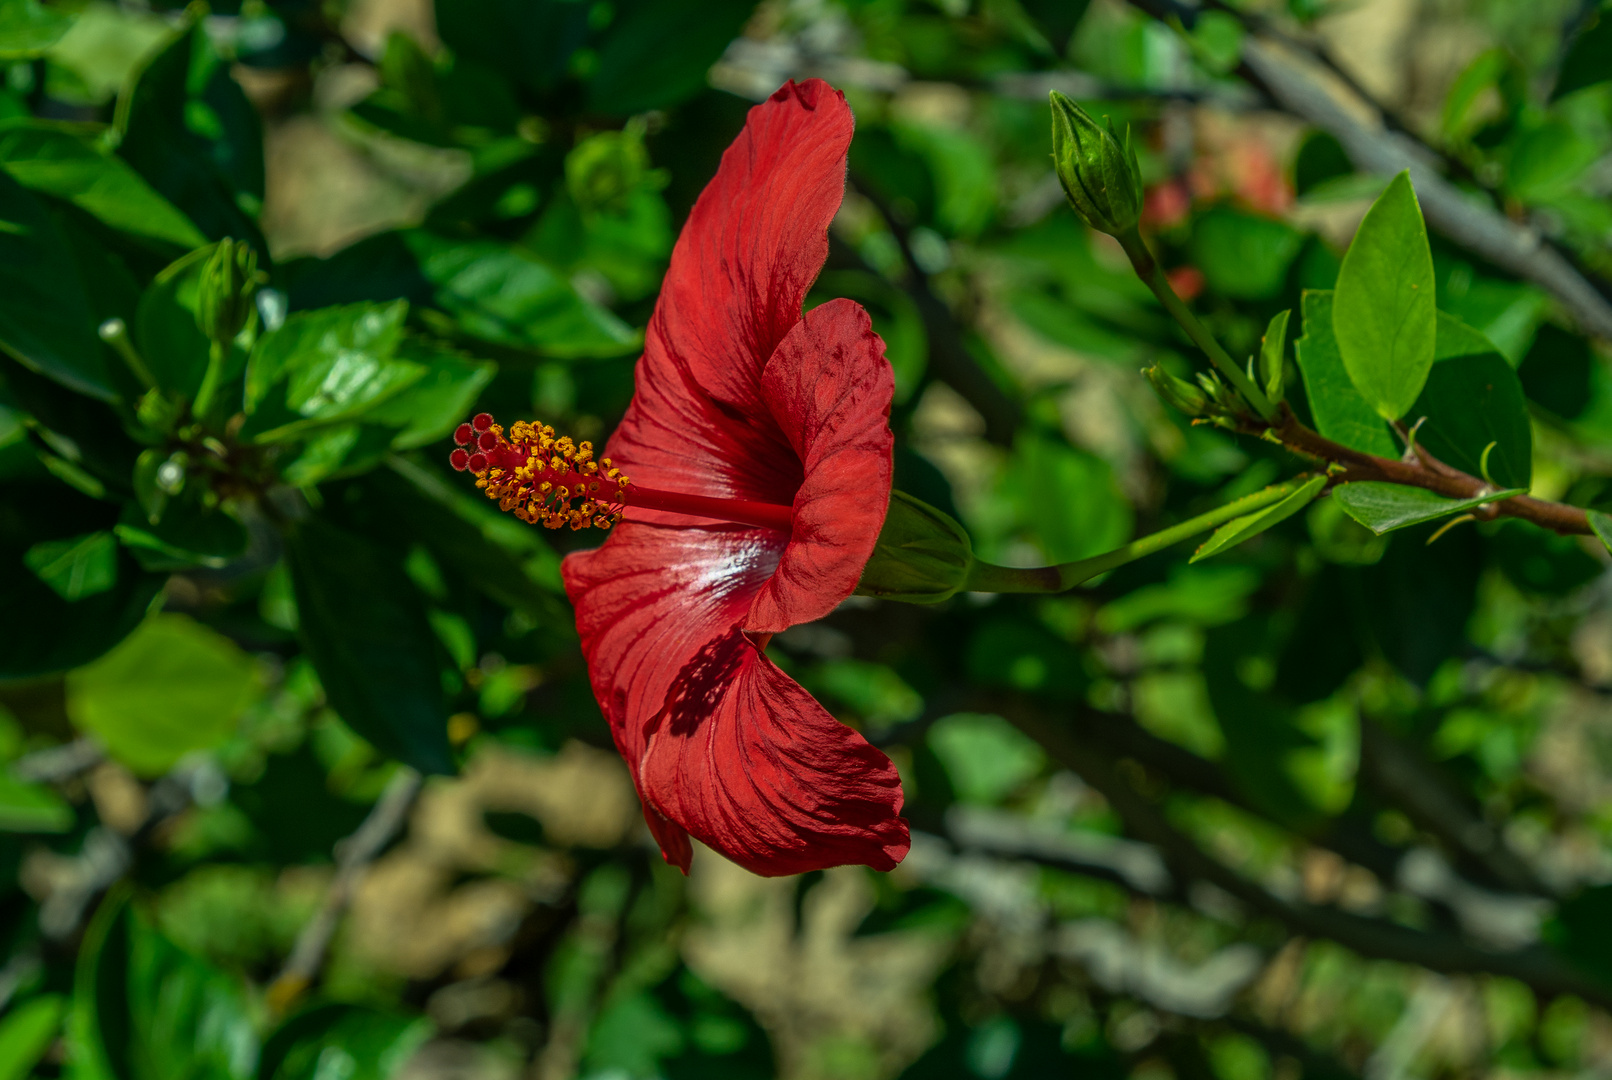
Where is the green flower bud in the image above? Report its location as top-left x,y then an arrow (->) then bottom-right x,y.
1049,90 -> 1144,237
1145,364 -> 1209,416
196,238 -> 262,346
856,490 -> 975,604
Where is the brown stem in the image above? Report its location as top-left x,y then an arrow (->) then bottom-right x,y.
1266,406 -> 1591,536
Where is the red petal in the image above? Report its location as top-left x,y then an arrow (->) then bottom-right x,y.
562,522 -> 787,868
746,298 -> 893,633
603,79 -> 853,506
638,626 -> 909,877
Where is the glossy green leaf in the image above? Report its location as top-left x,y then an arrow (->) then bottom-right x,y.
1333,171 -> 1436,420
405,232 -> 637,358
1331,481 -> 1524,535
1295,291 -> 1397,457
258,1004 -> 430,1080
359,340 -> 495,449
0,0 -> 72,59
1407,313 -> 1532,489
0,169 -> 108,400
285,515 -> 454,774
243,301 -> 426,442
0,776 -> 73,833
23,529 -> 118,600
1190,475 -> 1326,562
66,613 -> 259,776
0,121 -> 205,247
0,995 -> 65,1080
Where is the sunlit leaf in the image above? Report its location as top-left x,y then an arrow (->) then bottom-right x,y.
66,613 -> 259,776
1331,481 -> 1524,535
1333,171 -> 1436,420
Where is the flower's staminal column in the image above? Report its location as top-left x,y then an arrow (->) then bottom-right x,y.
451,413 -> 796,534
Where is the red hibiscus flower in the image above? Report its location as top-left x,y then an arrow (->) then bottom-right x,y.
455,80 -> 910,877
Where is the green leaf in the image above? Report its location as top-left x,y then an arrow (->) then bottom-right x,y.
0,483 -> 164,680
115,19 -> 265,245
113,495 -> 249,570
1587,509 -> 1612,556
359,340 -> 494,449
434,0 -> 591,94
589,0 -> 756,115
1295,290 -> 1397,457
1333,170 -> 1437,420
0,775 -> 73,833
0,995 -> 65,1080
243,301 -> 426,442
0,121 -> 205,247
1331,481 -> 1525,535
23,530 -> 118,600
1188,207 -> 1304,300
0,169 -> 108,400
72,893 -> 258,1080
258,1004 -> 430,1080
1407,313 -> 1532,489
1553,5 -> 1612,100
1260,308 -> 1289,403
405,232 -> 638,358
284,515 -> 454,774
1190,474 -> 1327,562
382,459 -> 569,621
0,0 -> 72,59
66,613 -> 259,776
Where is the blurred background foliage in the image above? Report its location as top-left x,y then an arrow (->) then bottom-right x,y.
1,0 -> 1611,1077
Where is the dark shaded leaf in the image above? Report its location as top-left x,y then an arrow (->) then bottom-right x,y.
1552,4 -> 1612,100
115,20 -> 265,247
284,515 -> 454,774
1408,313 -> 1532,489
0,169 -> 107,400
589,0 -> 757,116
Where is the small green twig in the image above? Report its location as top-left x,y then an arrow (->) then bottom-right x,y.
1116,226 -> 1276,421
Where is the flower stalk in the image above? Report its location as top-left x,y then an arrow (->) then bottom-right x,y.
963,477 -> 1308,594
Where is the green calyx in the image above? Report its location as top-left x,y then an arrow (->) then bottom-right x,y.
855,490 -> 976,604
1049,90 -> 1144,237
